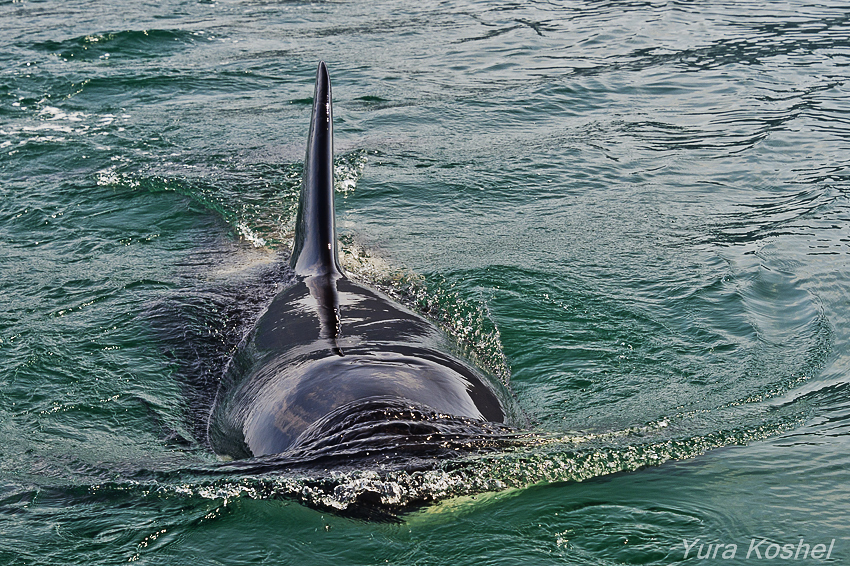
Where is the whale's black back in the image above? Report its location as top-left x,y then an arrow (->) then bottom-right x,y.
207,62 -> 514,463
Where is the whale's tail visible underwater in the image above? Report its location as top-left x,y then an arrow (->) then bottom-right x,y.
207,62 -> 518,469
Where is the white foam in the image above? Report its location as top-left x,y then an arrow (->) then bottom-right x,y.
38,106 -> 87,122
236,222 -> 267,248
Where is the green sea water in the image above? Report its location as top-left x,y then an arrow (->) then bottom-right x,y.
1,0 -> 849,564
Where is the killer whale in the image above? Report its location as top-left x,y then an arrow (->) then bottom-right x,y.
207,62 -> 513,462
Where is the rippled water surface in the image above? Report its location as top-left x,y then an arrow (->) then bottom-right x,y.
1,0 -> 849,564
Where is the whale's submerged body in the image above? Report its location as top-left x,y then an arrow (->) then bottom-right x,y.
208,62 -> 514,464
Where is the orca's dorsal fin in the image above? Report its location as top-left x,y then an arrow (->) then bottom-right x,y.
290,61 -> 344,278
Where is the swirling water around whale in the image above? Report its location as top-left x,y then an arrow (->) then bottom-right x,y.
1,0 -> 849,563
